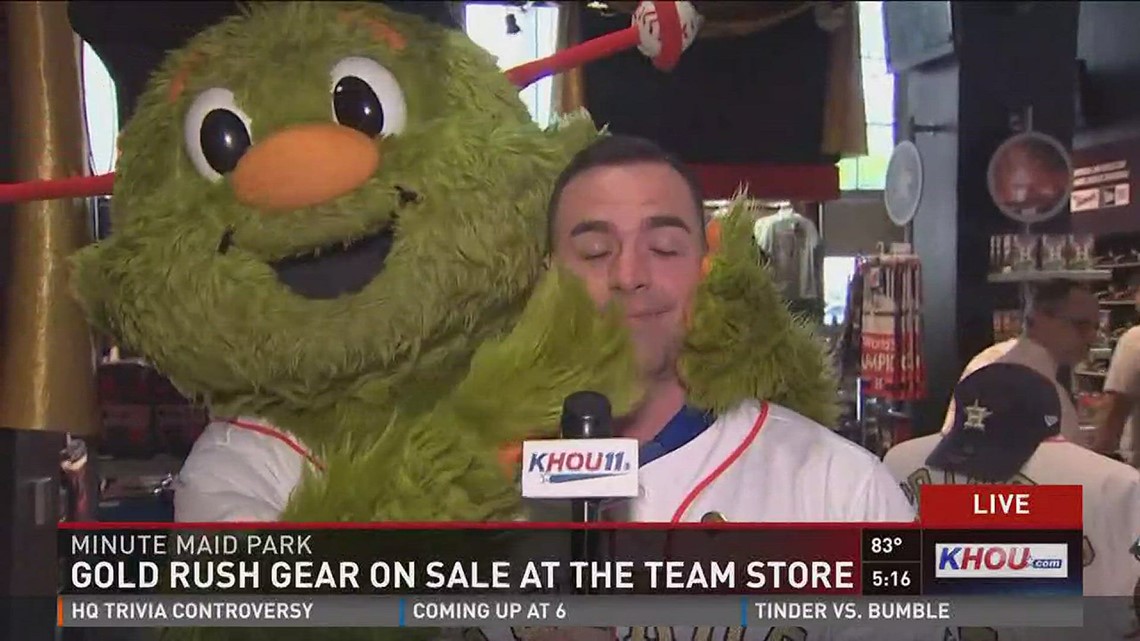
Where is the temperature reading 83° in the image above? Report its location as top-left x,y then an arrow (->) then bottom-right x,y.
862,529 -> 920,562
871,537 -> 903,556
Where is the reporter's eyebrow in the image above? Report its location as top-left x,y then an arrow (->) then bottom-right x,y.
645,215 -> 692,234
569,215 -> 692,238
569,220 -> 614,237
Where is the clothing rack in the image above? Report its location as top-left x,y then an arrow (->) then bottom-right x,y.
704,198 -> 794,219
836,243 -> 925,456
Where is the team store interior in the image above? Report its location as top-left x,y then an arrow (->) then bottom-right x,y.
3,0 -> 1138,526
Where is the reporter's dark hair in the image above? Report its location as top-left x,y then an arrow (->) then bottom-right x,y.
546,135 -> 706,249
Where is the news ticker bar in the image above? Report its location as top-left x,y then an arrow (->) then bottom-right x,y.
59,595 -> 1083,628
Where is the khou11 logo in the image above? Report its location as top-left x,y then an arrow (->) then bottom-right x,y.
934,543 -> 1069,579
520,438 -> 640,499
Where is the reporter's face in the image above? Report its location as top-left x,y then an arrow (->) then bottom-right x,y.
551,162 -> 705,380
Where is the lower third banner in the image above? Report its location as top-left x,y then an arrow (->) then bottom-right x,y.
58,594 -> 1083,628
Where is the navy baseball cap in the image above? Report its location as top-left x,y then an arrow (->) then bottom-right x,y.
926,362 -> 1062,482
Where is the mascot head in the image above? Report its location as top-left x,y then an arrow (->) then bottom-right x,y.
70,2 -> 596,417
3,0 -> 836,444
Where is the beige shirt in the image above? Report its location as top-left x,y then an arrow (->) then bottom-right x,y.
996,337 -> 1083,442
1103,325 -> 1140,466
939,338 -> 1017,433
940,337 -> 1081,442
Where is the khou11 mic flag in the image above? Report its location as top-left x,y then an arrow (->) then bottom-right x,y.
521,438 -> 640,499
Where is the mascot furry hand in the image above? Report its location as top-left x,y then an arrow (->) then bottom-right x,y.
68,2 -> 835,639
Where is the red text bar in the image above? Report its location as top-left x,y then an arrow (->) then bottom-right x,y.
919,485 -> 1082,529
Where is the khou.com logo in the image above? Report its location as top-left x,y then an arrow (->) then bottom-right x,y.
934,543 -> 1069,579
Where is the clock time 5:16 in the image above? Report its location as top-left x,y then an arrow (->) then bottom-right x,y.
863,564 -> 921,595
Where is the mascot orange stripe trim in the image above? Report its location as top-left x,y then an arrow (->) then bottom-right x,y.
224,418 -> 325,472
337,12 -> 407,52
167,15 -> 405,103
168,51 -> 206,103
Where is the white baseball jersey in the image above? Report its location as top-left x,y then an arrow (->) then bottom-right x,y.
884,434 -> 1140,640
177,401 -> 930,641
1103,326 -> 1140,466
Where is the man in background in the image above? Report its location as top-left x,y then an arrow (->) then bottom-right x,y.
885,362 -> 1140,639
885,280 -> 1140,638
1093,287 -> 1140,467
938,279 -> 1099,441
938,337 -> 1017,434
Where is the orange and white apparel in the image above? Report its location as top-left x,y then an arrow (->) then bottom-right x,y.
492,400 -> 925,641
173,417 -> 320,522
175,400 -> 925,641
177,402 -> 913,524
621,401 -> 914,523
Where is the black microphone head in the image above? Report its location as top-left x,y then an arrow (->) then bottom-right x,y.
560,391 -> 613,439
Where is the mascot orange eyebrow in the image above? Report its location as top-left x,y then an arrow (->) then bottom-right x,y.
4,3 -> 836,640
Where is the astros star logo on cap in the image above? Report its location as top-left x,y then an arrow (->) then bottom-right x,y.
962,400 -> 992,431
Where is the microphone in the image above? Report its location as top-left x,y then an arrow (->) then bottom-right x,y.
560,392 -> 613,575
520,391 -> 640,593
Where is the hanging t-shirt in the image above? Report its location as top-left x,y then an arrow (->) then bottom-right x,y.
753,210 -> 821,301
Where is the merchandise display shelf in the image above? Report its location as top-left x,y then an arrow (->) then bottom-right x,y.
987,269 -> 1111,283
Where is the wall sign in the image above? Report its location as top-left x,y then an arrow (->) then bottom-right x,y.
986,131 -> 1074,225
1072,160 -> 1130,212
884,141 -> 924,226
1070,137 -> 1140,235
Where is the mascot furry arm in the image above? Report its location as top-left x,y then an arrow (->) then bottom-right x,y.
6,2 -> 834,639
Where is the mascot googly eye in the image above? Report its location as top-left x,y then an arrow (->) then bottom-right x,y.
329,57 -> 407,137
184,88 -> 255,181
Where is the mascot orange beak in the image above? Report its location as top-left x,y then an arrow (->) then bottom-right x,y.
0,1 -> 702,205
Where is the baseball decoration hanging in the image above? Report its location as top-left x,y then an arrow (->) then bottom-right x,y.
633,0 -> 704,71
0,1 -> 704,204
506,0 -> 702,86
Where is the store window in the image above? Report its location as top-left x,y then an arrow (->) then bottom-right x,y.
823,256 -> 859,325
838,1 -> 894,192
82,43 -> 119,175
465,4 -> 561,128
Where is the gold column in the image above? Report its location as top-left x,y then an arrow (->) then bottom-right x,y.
0,1 -> 99,435
551,4 -> 586,115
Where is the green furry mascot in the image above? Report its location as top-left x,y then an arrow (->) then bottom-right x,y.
69,2 -> 836,639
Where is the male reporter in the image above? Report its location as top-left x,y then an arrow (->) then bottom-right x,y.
495,135 -> 922,641
544,135 -> 912,524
